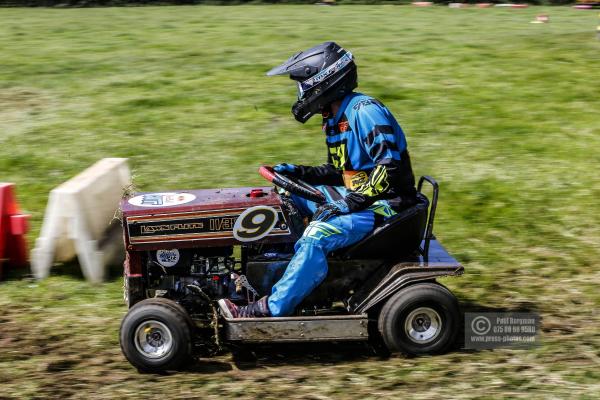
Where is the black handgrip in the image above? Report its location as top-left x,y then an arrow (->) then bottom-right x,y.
259,166 -> 326,204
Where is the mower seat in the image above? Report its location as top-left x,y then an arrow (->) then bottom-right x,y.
340,193 -> 429,259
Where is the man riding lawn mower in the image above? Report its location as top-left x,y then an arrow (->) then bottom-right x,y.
119,42 -> 463,373
220,42 -> 419,319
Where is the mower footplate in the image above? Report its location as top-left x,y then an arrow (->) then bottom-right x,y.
223,314 -> 369,343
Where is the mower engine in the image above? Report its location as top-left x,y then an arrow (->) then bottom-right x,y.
146,247 -> 235,300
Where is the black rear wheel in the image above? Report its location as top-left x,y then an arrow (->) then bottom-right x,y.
378,282 -> 459,355
120,298 -> 193,373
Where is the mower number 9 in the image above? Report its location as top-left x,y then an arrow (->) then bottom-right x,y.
233,206 -> 278,242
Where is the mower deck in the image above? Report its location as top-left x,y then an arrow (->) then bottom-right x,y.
223,313 -> 369,342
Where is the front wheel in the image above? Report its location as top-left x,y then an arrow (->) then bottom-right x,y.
120,298 -> 193,373
378,282 -> 460,355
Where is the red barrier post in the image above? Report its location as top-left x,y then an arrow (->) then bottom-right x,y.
0,183 -> 30,277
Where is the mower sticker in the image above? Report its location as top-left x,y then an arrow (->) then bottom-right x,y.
126,207 -> 291,245
128,192 -> 196,208
141,222 -> 205,235
156,249 -> 180,267
233,206 -> 278,242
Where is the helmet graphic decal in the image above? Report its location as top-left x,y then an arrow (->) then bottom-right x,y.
299,51 -> 353,95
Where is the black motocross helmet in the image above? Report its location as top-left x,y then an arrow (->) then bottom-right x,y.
267,42 -> 358,123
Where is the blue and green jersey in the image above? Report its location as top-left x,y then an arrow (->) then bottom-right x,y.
296,92 -> 416,211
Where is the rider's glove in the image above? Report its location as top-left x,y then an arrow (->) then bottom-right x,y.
273,163 -> 297,175
312,199 -> 350,222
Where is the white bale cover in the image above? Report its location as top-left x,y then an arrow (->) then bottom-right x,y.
31,158 -> 131,283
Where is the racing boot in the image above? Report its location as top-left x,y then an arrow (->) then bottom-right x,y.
218,296 -> 271,319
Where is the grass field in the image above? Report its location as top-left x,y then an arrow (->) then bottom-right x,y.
1,4 -> 600,399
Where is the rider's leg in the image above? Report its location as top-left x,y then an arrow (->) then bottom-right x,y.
267,210 -> 375,317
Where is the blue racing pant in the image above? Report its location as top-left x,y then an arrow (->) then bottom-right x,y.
267,186 -> 396,317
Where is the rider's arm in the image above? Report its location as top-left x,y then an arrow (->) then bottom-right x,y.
294,163 -> 344,186
344,104 -> 409,212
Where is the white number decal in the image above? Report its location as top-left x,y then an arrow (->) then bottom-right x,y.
233,206 -> 278,242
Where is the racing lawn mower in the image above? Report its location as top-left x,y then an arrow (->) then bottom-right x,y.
119,166 -> 463,373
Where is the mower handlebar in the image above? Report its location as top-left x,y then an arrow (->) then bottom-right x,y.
258,165 -> 326,204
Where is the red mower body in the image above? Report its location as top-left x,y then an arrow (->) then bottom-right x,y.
120,186 -> 296,252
